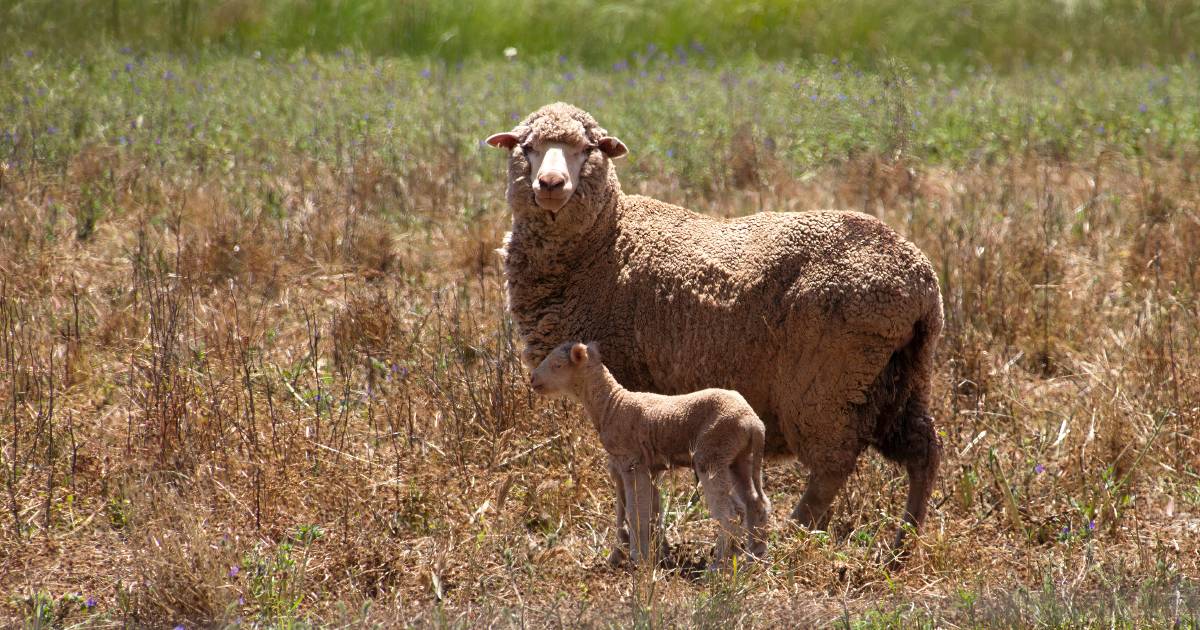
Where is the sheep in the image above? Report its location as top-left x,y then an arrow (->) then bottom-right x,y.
487,102 -> 944,551
530,341 -> 770,566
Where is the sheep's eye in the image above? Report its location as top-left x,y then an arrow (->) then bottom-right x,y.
520,144 -> 538,155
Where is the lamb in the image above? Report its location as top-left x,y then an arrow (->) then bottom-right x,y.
487,103 -> 944,551
530,341 -> 770,566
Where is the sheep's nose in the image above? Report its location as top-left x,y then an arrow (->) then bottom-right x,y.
538,172 -> 566,192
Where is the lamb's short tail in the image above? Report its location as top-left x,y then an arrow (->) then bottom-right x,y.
752,429 -> 767,504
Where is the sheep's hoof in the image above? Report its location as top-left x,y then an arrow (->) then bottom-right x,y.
607,546 -> 629,568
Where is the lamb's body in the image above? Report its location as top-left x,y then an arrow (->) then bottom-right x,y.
494,103 -> 944,546
531,342 -> 770,565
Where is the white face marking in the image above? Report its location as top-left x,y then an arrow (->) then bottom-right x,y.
525,140 -> 590,212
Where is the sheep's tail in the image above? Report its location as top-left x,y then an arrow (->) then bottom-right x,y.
871,293 -> 943,461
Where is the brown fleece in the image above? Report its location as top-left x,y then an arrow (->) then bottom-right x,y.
496,102 -> 945,547
531,342 -> 770,566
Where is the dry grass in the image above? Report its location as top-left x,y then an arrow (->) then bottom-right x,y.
2,58 -> 1200,628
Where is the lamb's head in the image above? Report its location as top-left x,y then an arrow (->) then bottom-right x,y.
529,341 -> 601,397
486,103 -> 627,228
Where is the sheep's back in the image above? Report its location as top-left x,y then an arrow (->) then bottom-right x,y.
608,197 -> 940,434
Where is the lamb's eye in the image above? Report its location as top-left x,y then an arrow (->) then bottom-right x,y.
521,144 -> 538,155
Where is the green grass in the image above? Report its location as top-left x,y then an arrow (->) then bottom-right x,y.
4,49 -> 1198,182
3,0 -> 1199,69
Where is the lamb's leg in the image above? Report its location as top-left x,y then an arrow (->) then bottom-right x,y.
790,465 -> 853,531
733,447 -> 771,558
699,465 -> 739,567
607,457 -> 630,567
622,465 -> 657,565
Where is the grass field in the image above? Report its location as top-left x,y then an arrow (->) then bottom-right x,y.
2,44 -> 1200,627
4,0 -> 1199,69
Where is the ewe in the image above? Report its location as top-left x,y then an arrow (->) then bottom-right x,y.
531,341 -> 770,567
489,103 -> 944,551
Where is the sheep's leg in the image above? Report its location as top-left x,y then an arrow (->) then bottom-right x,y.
887,411 -> 941,550
607,457 -> 630,567
790,465 -> 853,531
622,465 -> 657,565
699,466 -> 740,567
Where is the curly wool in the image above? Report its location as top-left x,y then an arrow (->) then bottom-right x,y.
497,102 -> 945,536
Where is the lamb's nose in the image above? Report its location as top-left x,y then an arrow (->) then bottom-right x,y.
538,172 -> 566,192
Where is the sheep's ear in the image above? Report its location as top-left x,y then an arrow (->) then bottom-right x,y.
597,136 -> 628,159
486,132 -> 520,150
585,342 -> 602,363
569,343 -> 588,365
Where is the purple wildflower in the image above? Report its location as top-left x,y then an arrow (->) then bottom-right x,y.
46,126 -> 57,135
85,596 -> 96,609
1035,464 -> 1045,474
229,565 -> 239,578
420,68 -> 431,79
24,50 -> 33,58
666,148 -> 674,158
124,62 -> 133,73
613,60 -> 629,72
1097,125 -> 1105,135
1087,519 -> 1096,531
175,626 -> 186,630
1139,103 -> 1148,113
563,72 -> 575,82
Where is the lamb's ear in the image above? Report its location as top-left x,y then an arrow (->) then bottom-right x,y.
585,342 -> 602,363
597,136 -> 628,159
569,343 -> 588,365
486,132 -> 521,150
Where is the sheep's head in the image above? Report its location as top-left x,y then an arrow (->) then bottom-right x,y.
529,341 -> 601,397
487,103 -> 626,226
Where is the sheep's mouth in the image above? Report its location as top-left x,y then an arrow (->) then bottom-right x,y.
534,192 -> 571,213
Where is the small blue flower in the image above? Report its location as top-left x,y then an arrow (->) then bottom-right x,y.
175,626 -> 186,630
125,62 -> 133,73
420,68 -> 431,79
1096,125 -> 1105,135
85,596 -> 96,609
1087,519 -> 1096,531
46,126 -> 57,135
666,148 -> 674,158
557,54 -> 568,64
1139,103 -> 1148,113
613,60 -> 628,72
229,565 -> 239,578
24,50 -> 33,58
1035,464 -> 1045,474
563,72 -> 575,82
